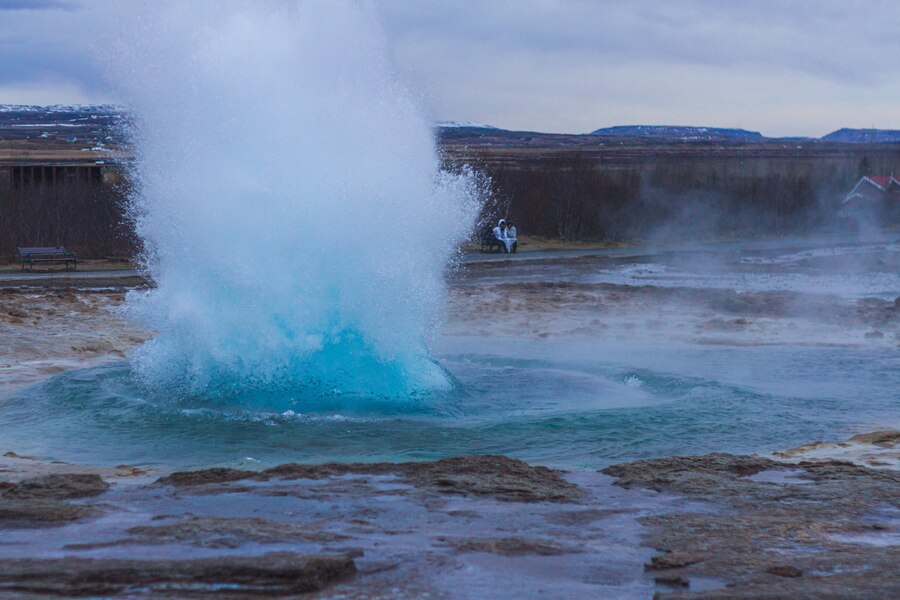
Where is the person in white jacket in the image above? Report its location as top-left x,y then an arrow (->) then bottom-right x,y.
492,219 -> 510,253
506,221 -> 518,253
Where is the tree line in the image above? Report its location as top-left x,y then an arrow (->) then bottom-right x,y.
2,149 -> 898,260
467,151 -> 900,242
0,178 -> 136,260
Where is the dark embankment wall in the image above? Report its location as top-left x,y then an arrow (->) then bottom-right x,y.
459,148 -> 900,242
0,180 -> 137,260
2,146 -> 900,259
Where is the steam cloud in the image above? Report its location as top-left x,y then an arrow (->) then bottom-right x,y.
104,1 -> 481,397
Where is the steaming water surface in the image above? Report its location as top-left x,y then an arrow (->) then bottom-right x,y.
468,235 -> 900,299
3,236 -> 898,470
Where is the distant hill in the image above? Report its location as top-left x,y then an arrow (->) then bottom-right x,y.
821,128 -> 900,143
590,125 -> 765,142
3,104 -> 899,170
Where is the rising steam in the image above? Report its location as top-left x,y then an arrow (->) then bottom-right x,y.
104,1 -> 481,397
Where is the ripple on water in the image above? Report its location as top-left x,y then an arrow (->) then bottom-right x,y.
2,344 -> 897,470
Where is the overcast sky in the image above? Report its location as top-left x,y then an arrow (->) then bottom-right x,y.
0,0 -> 897,137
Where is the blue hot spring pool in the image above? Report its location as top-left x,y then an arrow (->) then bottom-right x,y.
1,237 -> 898,471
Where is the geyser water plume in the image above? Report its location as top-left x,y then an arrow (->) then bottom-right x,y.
105,1 -> 481,398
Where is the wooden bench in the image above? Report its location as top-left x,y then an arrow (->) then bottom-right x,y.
480,229 -> 506,253
17,247 -> 78,271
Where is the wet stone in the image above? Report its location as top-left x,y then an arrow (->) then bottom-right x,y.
606,452 -> 900,599
156,454 -> 584,503
67,516 -> 348,550
766,565 -> 803,578
444,536 -> 577,556
544,508 -> 632,525
0,474 -> 108,526
655,572 -> 690,587
0,499 -> 94,524
396,455 -> 583,503
155,467 -> 251,487
646,551 -> 704,571
3,474 -> 109,500
0,552 -> 356,596
848,430 -> 900,447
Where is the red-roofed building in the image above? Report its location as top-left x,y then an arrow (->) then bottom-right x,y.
865,176 -> 895,189
840,175 -> 900,227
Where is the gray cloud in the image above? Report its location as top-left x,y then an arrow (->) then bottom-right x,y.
0,0 -> 76,10
0,0 -> 114,103
0,0 -> 896,135
382,0 -> 895,84
378,0 -> 900,136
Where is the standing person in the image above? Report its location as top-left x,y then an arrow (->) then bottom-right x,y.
506,221 -> 518,253
492,219 -> 510,253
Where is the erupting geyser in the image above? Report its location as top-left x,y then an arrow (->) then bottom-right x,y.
107,1 -> 481,397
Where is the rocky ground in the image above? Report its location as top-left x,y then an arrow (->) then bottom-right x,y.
1,250 -> 898,597
0,432 -> 898,598
0,285 -> 150,391
0,452 -> 661,598
605,435 -> 900,599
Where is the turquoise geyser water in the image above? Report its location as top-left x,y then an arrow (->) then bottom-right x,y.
106,1 -> 480,396
2,236 -> 899,469
4,339 -> 899,469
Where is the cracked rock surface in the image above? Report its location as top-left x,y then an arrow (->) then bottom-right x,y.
1,439 -> 897,598
0,552 -> 355,597
604,450 -> 900,599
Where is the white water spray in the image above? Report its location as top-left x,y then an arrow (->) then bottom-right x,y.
105,1 -> 481,397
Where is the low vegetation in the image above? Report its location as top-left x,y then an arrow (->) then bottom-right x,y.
2,147 -> 899,259
466,150 -> 900,242
0,179 -> 136,260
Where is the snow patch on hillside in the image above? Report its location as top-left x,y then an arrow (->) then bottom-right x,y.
435,121 -> 500,130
